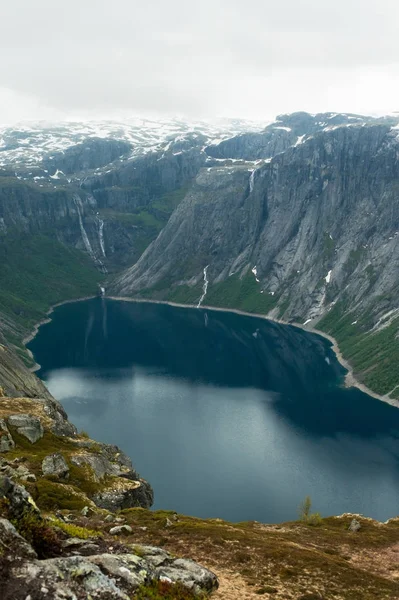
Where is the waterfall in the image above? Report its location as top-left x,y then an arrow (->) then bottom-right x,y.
249,169 -> 256,194
197,265 -> 209,308
74,195 -> 96,260
73,194 -> 107,273
98,218 -> 106,257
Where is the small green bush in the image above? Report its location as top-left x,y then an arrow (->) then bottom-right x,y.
298,496 -> 312,522
307,512 -> 322,527
12,512 -> 61,559
33,479 -> 87,511
51,518 -> 101,539
298,496 -> 322,527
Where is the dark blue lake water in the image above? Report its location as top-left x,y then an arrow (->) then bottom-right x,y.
28,298 -> 399,523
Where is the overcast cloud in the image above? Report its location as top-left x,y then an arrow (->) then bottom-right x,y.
1,0 -> 399,123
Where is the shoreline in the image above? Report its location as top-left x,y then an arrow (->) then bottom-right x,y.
23,295 -> 97,372
108,296 -> 399,409
24,294 -> 399,409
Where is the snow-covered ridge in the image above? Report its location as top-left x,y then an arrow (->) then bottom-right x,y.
0,117 -> 266,169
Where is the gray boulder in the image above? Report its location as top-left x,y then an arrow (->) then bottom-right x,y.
1,527 -> 218,599
0,518 -> 37,559
158,558 -> 218,594
348,518 -> 361,532
88,553 -> 151,589
0,476 -> 40,519
0,418 -> 15,452
93,479 -> 153,512
7,413 -> 44,444
104,514 -> 114,523
133,546 -> 219,594
70,452 -> 131,482
109,525 -> 133,536
42,453 -> 69,479
62,538 -> 101,556
38,398 -> 78,437
13,555 -> 130,600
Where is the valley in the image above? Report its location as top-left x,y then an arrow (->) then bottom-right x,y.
1,112 -> 399,599
1,111 -> 398,401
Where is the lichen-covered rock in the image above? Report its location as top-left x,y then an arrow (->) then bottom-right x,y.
130,546 -> 219,595
2,547 -> 217,599
12,555 -> 130,600
7,413 -> 44,444
0,518 -> 37,560
61,538 -> 101,555
38,398 -> 77,437
42,453 -> 69,480
0,419 -> 15,452
92,478 -> 153,512
88,553 -> 152,589
156,557 -> 219,594
70,452 -> 131,482
0,476 -> 40,519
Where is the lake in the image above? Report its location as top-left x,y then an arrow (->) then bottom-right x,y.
28,298 -> 399,523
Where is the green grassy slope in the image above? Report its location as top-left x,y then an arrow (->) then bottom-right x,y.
136,273 -> 399,399
318,301 -> 399,397
0,234 -> 103,361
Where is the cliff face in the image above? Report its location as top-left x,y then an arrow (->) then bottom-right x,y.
113,123 -> 399,308
0,142 -> 207,272
0,331 -> 51,399
43,137 -> 132,175
112,122 -> 399,397
204,111 -> 391,160
1,113 -> 399,395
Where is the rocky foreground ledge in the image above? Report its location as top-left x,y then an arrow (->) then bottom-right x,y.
0,477 -> 217,599
0,394 -> 399,599
0,394 -> 218,599
0,394 -> 154,512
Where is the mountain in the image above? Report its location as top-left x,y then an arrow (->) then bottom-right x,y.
1,113 -> 399,599
0,117 -> 264,357
112,114 -> 399,399
1,112 -> 399,397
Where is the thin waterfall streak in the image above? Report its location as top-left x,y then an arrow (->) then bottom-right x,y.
73,194 -> 108,274
249,169 -> 256,194
73,195 -> 95,259
197,265 -> 209,308
98,219 -> 106,257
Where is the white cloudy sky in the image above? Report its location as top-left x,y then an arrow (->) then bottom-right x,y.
1,0 -> 398,123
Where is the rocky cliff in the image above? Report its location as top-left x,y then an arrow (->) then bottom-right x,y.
2,112 -> 399,394
0,330 -> 51,399
112,119 -> 399,398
